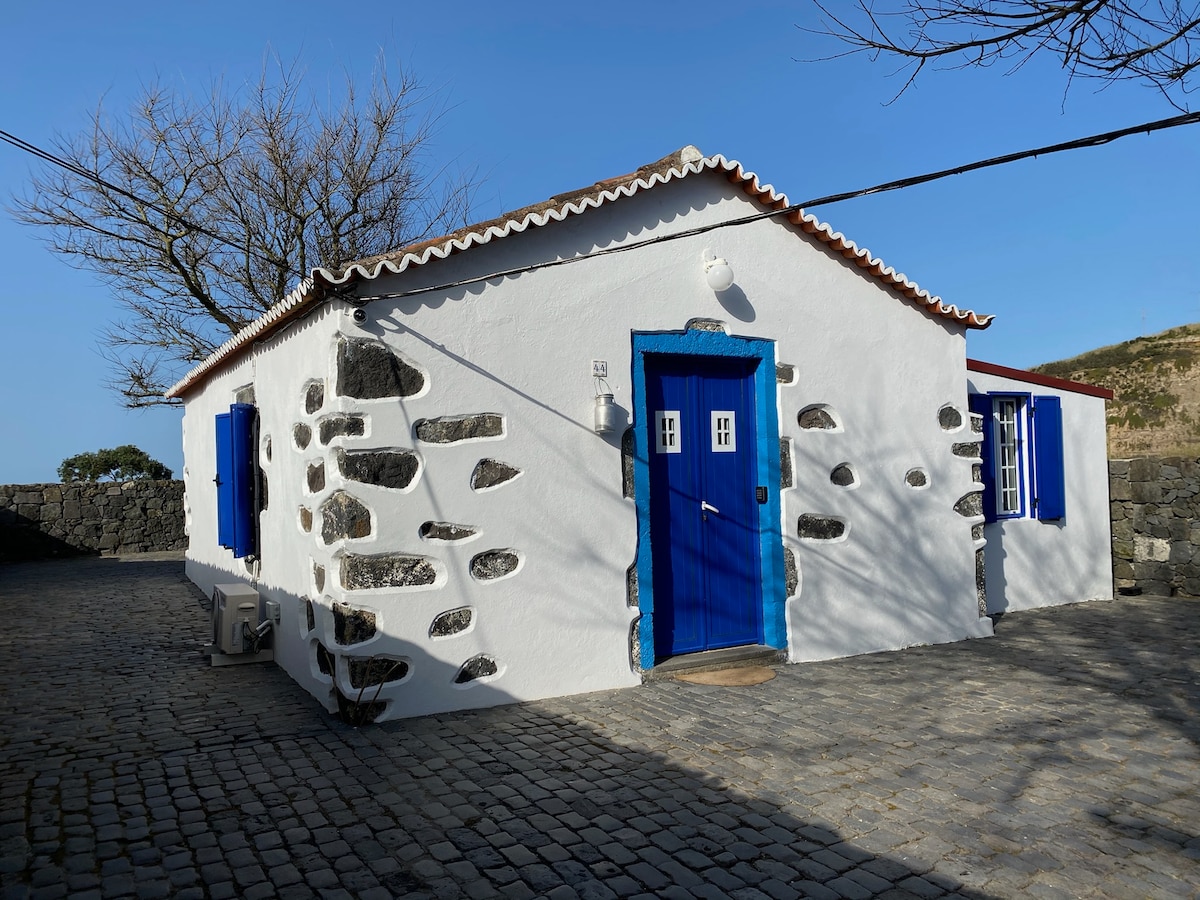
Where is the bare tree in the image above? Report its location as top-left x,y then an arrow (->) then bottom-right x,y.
12,57 -> 475,406
809,1 -> 1200,106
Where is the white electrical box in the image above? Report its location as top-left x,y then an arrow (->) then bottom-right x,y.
212,583 -> 261,655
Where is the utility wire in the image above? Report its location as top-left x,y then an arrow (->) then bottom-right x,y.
4,110 -> 1200,310
0,128 -> 320,296
358,109 -> 1200,303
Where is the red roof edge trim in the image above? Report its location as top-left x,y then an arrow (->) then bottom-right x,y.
967,358 -> 1114,399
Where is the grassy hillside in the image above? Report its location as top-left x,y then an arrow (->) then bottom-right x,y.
1031,323 -> 1200,458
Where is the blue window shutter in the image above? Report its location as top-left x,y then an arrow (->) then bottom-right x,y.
229,404 -> 258,557
967,394 -> 997,523
1032,395 -> 1066,520
215,412 -> 234,550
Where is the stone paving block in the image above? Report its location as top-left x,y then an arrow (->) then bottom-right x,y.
5,558 -> 1200,899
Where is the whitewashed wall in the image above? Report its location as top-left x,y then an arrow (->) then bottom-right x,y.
968,369 -> 1114,613
181,171 -> 993,721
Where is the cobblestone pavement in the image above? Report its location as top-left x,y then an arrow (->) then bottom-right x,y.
3,556 -> 1200,899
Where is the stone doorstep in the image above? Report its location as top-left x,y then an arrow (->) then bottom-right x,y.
644,644 -> 785,682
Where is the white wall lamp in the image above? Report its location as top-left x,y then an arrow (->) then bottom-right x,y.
702,250 -> 735,292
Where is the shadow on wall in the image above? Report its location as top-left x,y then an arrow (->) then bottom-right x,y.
0,510 -> 93,562
187,557 -> 523,726
0,554 -> 994,898
787,430 -> 990,658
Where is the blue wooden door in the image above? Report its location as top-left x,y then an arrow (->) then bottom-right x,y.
646,355 -> 763,658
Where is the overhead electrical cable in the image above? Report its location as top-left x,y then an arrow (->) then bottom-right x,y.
357,109 -> 1200,303
0,128 -> 333,297
4,110 -> 1200,311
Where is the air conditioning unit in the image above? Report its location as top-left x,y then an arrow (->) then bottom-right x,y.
212,583 -> 261,655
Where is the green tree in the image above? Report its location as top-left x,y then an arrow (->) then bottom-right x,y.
12,54 -> 475,406
58,445 -> 173,482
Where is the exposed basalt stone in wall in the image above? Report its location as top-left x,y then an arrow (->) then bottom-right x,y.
332,602 -> 377,645
347,657 -> 409,689
685,318 -> 726,332
626,564 -> 638,608
972,524 -> 984,541
971,412 -> 983,434
419,521 -> 478,542
939,406 -> 963,430
342,553 -> 438,590
1110,456 -> 1200,597
304,599 -> 315,633
294,423 -> 312,450
416,414 -> 503,444
319,414 -> 365,445
313,562 -> 325,592
316,643 -> 335,676
234,385 -> 256,405
906,468 -> 928,488
307,462 -> 326,494
470,458 -> 521,491
797,515 -> 845,541
339,449 -> 420,490
784,546 -> 798,597
470,550 -> 520,581
951,442 -> 979,458
299,507 -> 313,533
954,492 -> 983,518
776,363 -> 796,385
305,381 -> 325,414
337,337 -> 425,399
430,608 -> 473,638
0,480 -> 186,562
780,439 -> 793,489
622,429 -> 635,499
455,655 -> 498,683
263,436 -> 272,462
976,548 -> 987,615
972,464 -> 982,483
798,407 -> 837,430
830,464 -> 856,487
321,491 -> 372,544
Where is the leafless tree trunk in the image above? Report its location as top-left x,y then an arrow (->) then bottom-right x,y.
11,56 -> 476,406
807,1 -> 1200,107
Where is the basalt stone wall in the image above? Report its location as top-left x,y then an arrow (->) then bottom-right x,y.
1110,457 -> 1200,597
0,480 -> 186,562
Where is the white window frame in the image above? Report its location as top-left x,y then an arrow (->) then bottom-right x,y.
710,410 -> 736,453
655,411 -> 681,454
991,396 -> 1029,518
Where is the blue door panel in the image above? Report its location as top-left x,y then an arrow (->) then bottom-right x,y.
647,355 -> 762,658
215,413 -> 234,550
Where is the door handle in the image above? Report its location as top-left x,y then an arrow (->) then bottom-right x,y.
701,500 -> 719,515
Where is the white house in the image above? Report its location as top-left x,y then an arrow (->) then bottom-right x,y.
168,146 -> 1109,723
967,359 -> 1114,614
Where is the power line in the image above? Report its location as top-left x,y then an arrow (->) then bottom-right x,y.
0,128 -> 316,294
5,110 -> 1200,312
357,109 -> 1200,303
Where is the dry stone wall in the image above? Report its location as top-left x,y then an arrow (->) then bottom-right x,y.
1110,457 -> 1200,597
0,480 -> 185,562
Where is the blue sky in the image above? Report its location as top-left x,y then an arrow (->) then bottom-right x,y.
2,1 -> 1197,483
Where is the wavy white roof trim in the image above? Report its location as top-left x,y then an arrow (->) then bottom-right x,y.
167,149 -> 990,399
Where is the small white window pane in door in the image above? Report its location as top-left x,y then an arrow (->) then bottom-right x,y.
995,398 -> 1021,514
711,410 -> 736,453
655,411 -> 681,454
